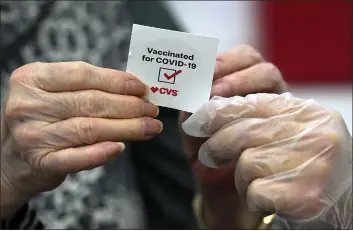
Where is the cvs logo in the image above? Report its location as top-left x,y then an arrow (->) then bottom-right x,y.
150,86 -> 178,96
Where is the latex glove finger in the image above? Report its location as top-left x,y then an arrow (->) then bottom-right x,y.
197,116 -> 302,168
182,92 -> 298,138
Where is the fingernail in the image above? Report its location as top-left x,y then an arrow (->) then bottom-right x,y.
155,106 -> 160,117
106,142 -> 125,160
143,118 -> 163,136
144,103 -> 159,117
127,79 -> 146,95
118,142 -> 126,152
198,145 -> 219,168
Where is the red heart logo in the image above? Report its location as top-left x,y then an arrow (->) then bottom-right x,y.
150,87 -> 159,93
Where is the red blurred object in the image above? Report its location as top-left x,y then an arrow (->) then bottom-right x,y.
261,1 -> 353,84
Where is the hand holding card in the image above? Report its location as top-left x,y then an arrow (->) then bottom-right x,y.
126,24 -> 219,113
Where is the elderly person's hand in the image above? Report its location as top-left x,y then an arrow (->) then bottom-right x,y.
179,45 -> 288,229
183,93 -> 352,229
1,62 -> 162,218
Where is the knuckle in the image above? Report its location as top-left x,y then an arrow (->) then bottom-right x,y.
238,44 -> 263,64
10,67 -> 26,83
11,62 -> 51,89
71,61 -> 87,74
4,97 -> 26,121
69,61 -> 91,84
137,98 -> 148,116
121,72 -> 131,95
77,118 -> 96,144
4,96 -> 44,123
9,63 -> 38,86
76,90 -> 101,116
73,61 -> 89,70
12,125 -> 42,149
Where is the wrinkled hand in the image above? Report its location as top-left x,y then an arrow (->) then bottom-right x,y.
1,61 -> 161,217
183,93 -> 352,227
179,45 -> 287,228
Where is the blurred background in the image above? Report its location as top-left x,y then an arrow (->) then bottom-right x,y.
165,0 -> 352,134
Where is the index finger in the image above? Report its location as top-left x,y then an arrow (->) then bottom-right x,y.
29,61 -> 146,96
182,93 -> 301,138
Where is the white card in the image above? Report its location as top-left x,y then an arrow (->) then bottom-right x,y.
126,24 -> 219,113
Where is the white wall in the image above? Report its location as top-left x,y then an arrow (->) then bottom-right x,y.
165,1 -> 352,134
165,1 -> 260,53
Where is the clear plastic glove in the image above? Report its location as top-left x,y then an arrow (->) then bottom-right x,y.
182,93 -> 352,229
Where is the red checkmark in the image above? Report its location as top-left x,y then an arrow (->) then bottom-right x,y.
164,70 -> 182,80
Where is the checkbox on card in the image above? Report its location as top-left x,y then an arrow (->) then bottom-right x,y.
158,67 -> 182,84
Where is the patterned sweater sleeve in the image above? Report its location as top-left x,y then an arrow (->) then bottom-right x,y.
1,203 -> 44,229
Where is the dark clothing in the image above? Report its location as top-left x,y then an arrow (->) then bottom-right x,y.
0,1 -> 197,229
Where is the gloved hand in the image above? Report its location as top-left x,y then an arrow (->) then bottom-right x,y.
1,61 -> 161,218
179,45 -> 288,229
183,93 -> 352,229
